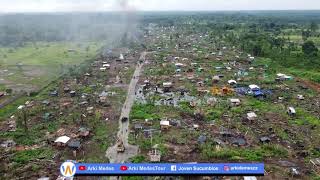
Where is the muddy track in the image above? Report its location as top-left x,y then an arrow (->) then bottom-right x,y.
297,78 -> 320,92
106,52 -> 146,164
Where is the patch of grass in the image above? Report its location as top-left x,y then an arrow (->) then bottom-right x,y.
83,142 -> 109,163
178,101 -> 194,114
0,96 -> 29,120
93,125 -> 110,150
130,155 -> 146,163
244,97 -> 284,113
139,138 -> 153,150
275,128 -> 289,140
130,103 -> 178,120
134,133 -> 163,151
0,84 -> 6,91
310,173 -> 320,180
83,112 -> 117,163
0,42 -> 102,90
31,164 -> 41,172
201,143 -> 288,161
144,63 -> 175,76
255,57 -> 320,83
2,42 -> 100,66
47,121 -> 59,133
205,108 -> 224,121
11,148 -> 54,164
1,126 -> 44,145
287,68 -> 320,83
81,86 -> 94,94
293,108 -> 320,126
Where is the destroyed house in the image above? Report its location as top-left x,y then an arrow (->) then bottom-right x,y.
79,101 -> 88,107
160,120 -> 170,130
247,112 -> 257,121
217,74 -> 224,78
49,90 -> 58,97
78,127 -> 90,138
175,63 -> 185,68
163,82 -> 173,88
0,140 -> 16,149
70,91 -> 76,97
42,100 -> 50,106
215,67 -> 222,71
198,135 -> 207,144
212,76 -> 220,83
134,124 -> 143,131
249,84 -> 260,91
197,67 -> 204,72
148,148 -> 161,162
276,73 -> 292,81
231,137 -> 246,146
230,98 -> 241,106
163,82 -> 173,92
63,87 -> 71,93
102,64 -> 111,68
68,140 -> 81,150
260,136 -> 271,143
219,130 -> 233,137
54,136 -> 70,147
98,91 -> 108,103
43,113 -> 54,121
100,67 -> 107,71
252,90 -> 266,98
228,80 -> 237,86
288,107 -> 296,116
297,94 -> 305,100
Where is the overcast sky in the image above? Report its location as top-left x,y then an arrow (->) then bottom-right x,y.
0,0 -> 320,13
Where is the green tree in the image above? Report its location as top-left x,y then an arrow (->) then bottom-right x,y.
302,41 -> 318,56
310,21 -> 318,34
252,44 -> 263,56
302,30 -> 311,41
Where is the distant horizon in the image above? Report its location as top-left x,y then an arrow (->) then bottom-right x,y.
1,0 -> 320,13
1,9 -> 320,14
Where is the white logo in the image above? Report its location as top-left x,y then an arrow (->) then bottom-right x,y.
171,165 -> 177,171
60,162 -> 76,177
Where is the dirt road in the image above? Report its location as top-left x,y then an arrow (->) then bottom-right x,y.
297,77 -> 320,93
106,52 -> 146,163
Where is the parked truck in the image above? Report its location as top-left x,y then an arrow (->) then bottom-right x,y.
117,139 -> 125,153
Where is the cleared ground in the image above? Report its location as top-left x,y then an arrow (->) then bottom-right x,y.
0,42 -> 102,93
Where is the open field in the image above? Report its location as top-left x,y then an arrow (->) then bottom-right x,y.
0,42 -> 102,93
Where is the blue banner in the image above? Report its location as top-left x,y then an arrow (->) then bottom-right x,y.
61,163 -> 264,176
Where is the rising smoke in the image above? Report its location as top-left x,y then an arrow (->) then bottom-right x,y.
0,0 -> 142,50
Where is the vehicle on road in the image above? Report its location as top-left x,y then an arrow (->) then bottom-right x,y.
121,117 -> 128,123
117,140 -> 125,153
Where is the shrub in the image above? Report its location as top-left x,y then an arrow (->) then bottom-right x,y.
130,155 -> 146,163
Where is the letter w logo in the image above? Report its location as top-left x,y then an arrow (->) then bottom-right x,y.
63,165 -> 74,175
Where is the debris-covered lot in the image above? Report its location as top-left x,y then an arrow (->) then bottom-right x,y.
0,47 -> 140,179
128,25 -> 320,179
0,11 -> 320,180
